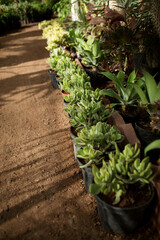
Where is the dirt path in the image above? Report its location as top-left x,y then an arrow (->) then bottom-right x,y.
0,23 -> 159,240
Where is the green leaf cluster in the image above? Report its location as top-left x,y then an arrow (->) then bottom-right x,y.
90,143 -> 154,205
77,144 -> 104,168
42,19 -> 68,50
100,70 -> 144,109
64,88 -> 103,105
76,35 -> 103,68
47,47 -> 91,93
75,122 -> 124,154
133,71 -> 160,114
65,100 -> 113,131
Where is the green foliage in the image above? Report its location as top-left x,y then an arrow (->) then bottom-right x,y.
53,0 -> 71,21
77,144 -> 104,168
0,4 -> 20,34
144,139 -> 160,156
76,35 -> 103,69
90,143 -> 154,205
47,47 -> 91,93
75,121 -> 124,154
42,19 -> 68,50
64,88 -> 102,105
65,100 -> 113,131
66,27 -> 84,48
133,71 -> 160,114
100,70 -> 144,110
0,1 -> 53,34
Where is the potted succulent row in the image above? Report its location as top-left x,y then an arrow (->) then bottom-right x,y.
39,2 -> 159,234
74,121 -> 124,192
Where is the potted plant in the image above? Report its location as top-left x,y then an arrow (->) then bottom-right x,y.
71,121 -> 124,192
75,121 -> 124,168
75,34 -> 108,88
64,88 -> 103,106
100,70 -> 144,122
89,143 -> 156,234
42,18 -> 68,51
65,99 -> 113,132
47,48 -> 70,89
133,71 -> 160,146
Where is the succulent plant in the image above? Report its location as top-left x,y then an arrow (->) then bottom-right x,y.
77,144 -> 104,168
64,88 -> 103,105
75,122 -> 124,154
90,143 -> 154,205
65,100 -> 113,131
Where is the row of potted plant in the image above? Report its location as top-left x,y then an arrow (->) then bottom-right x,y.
39,11 -> 160,235
0,1 -> 53,34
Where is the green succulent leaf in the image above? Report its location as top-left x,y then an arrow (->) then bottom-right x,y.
89,183 -> 101,195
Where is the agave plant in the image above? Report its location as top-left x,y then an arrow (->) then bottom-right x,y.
133,71 -> 160,114
90,143 -> 154,205
100,70 -> 144,111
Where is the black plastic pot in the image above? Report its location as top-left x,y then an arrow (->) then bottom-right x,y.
134,123 -> 160,146
95,183 -> 155,234
47,70 -> 59,89
134,123 -> 160,164
76,157 -> 94,193
83,66 -> 109,89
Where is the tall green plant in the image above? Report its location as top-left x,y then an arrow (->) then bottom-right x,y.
133,71 -> 160,114
100,70 -> 143,110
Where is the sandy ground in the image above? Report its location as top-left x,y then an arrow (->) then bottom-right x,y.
0,23 -> 159,240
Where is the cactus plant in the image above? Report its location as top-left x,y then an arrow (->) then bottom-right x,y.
90,143 -> 154,205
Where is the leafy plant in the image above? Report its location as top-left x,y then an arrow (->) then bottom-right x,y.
64,88 -> 103,105
144,139 -> 160,157
77,144 -> 104,168
53,0 -> 71,21
90,143 -> 154,205
65,100 -> 113,131
133,71 -> 160,114
60,74 -> 91,93
66,27 -> 84,49
100,70 -> 143,111
42,19 -> 68,50
75,121 -> 124,154
76,35 -> 103,69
